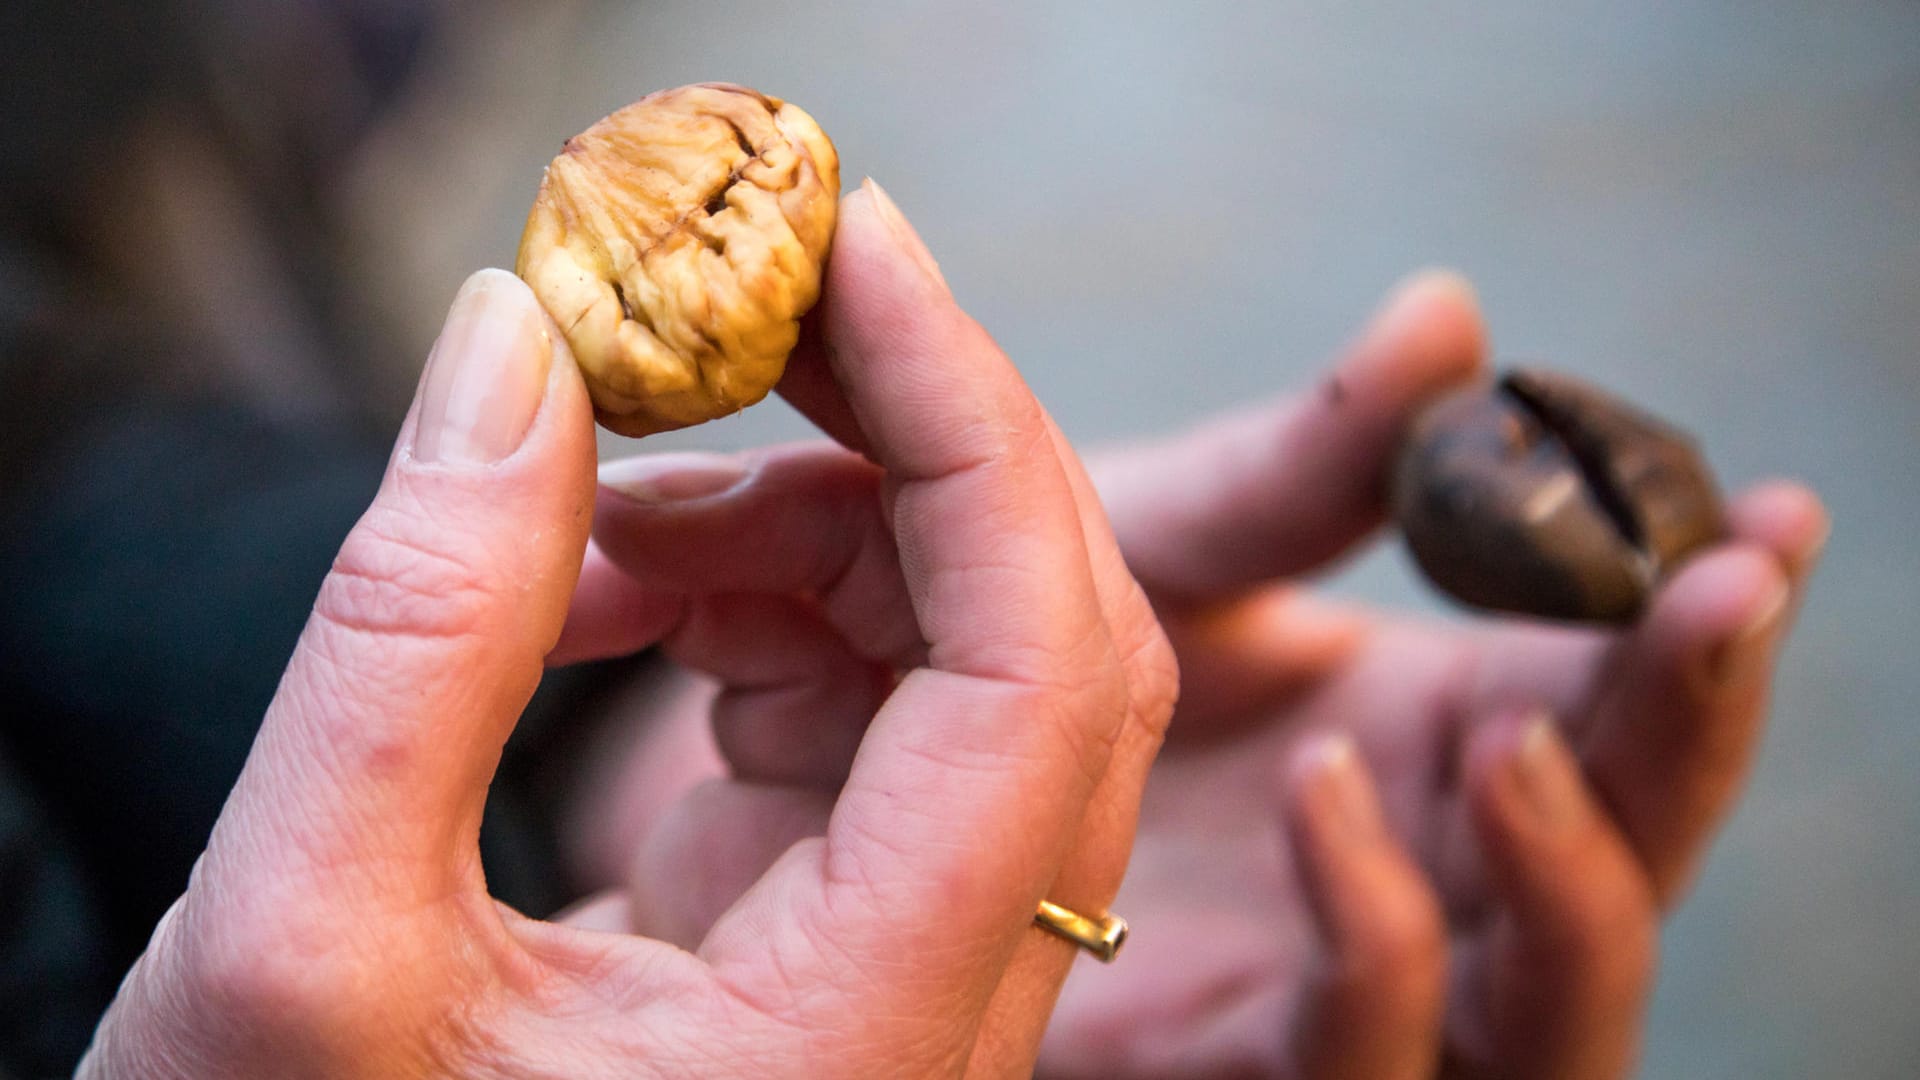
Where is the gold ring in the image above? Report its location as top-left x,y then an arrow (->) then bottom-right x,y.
1033,899 -> 1128,962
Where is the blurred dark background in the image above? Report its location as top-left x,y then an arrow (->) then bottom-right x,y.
2,2 -> 1915,1076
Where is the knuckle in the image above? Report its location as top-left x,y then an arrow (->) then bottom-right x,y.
178,904 -> 356,1036
1118,601 -> 1180,738
290,509 -> 516,786
314,506 -> 498,646
1042,656 -> 1130,795
166,888 -> 497,1072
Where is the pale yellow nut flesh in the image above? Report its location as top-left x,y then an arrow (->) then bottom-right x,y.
515,83 -> 840,437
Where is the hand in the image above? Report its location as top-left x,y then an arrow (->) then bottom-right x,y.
1036,274 -> 1829,1078
80,184 -> 1177,1078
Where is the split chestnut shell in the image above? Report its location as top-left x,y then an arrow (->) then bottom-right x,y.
1392,368 -> 1726,623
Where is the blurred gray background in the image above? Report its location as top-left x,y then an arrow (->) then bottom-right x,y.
336,3 -> 1918,1076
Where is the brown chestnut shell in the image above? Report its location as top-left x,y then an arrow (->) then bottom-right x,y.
1391,367 -> 1726,623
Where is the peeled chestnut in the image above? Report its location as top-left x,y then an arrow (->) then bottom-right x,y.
516,83 -> 839,437
1391,367 -> 1726,623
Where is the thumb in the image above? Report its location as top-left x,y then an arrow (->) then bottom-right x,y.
207,269 -> 596,908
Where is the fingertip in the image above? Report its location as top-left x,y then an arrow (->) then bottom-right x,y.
821,179 -> 1041,487
861,178 -> 950,293
829,177 -> 950,312
1728,479 -> 1830,580
1286,730 -> 1357,787
833,180 -> 886,267
1308,268 -> 1488,477
833,177 -> 882,246
1283,731 -> 1447,1078
466,264 -> 536,301
486,263 -> 588,409
1462,707 -> 1544,795
1284,732 -> 1382,849
1352,267 -> 1490,389
1389,267 -> 1482,321
1282,733 -> 1441,945
1646,544 -> 1791,689
1655,544 -> 1787,631
416,267 -> 591,490
823,181 -> 902,309
1464,708 -> 1592,846
846,175 -> 879,207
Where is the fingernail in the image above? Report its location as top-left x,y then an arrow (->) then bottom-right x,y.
600,452 -> 749,504
414,269 -> 553,465
1511,712 -> 1581,828
863,178 -> 951,295
1706,577 -> 1791,688
1297,733 -> 1385,844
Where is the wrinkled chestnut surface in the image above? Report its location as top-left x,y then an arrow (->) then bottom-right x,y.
516,83 -> 839,436
1392,367 -> 1726,623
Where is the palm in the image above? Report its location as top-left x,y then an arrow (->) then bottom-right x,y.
1045,604 -> 1602,1074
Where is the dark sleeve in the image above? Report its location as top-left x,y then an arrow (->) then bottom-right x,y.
0,405 -> 388,1074
0,743 -> 109,1078
0,401 -> 627,1076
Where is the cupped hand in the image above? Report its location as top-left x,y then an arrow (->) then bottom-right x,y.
1033,274 -> 1828,1079
81,183 -> 1177,1078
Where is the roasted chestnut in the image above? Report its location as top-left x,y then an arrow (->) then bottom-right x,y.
516,83 -> 839,437
1392,367 -> 1726,623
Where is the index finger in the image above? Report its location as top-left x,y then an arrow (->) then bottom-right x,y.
1092,271 -> 1486,605
705,183 -> 1128,1018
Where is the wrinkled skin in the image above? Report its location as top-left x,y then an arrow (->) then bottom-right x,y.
80,187 -> 1176,1079
517,83 -> 838,436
